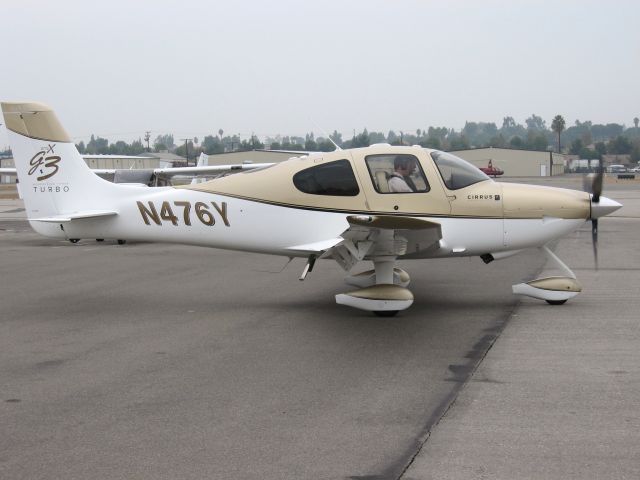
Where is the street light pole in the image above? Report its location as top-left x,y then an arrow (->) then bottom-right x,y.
180,138 -> 189,166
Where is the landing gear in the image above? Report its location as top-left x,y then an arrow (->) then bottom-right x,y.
344,267 -> 410,288
69,238 -> 80,244
336,256 -> 414,316
512,246 -> 581,304
96,239 -> 104,242
117,239 -> 126,245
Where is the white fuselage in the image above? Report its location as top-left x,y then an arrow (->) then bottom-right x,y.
32,183 -> 584,258
9,129 -> 586,260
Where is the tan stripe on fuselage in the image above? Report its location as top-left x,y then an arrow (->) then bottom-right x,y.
179,146 -> 591,220
179,151 -> 372,213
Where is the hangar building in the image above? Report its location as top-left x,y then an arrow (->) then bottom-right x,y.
82,155 -> 161,170
201,149 -> 304,166
451,147 -> 566,177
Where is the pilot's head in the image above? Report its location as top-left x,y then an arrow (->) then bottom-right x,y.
394,155 -> 416,175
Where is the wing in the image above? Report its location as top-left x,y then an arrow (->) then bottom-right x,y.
286,215 -> 442,271
153,163 -> 275,178
0,164 -> 275,180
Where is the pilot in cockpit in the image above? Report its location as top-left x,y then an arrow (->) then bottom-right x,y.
388,155 -> 417,192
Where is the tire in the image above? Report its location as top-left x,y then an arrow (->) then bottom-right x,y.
96,239 -> 104,242
546,299 -> 567,305
69,239 -> 80,244
117,239 -> 127,245
374,310 -> 399,317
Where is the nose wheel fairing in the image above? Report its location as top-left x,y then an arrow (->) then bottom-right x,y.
512,277 -> 582,303
512,245 -> 582,304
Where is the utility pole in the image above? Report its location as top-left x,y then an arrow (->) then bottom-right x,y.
180,138 -> 189,166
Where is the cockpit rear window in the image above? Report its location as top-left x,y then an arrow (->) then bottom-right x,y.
431,151 -> 490,190
293,160 -> 360,196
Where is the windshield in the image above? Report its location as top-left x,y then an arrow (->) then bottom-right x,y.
430,151 -> 490,190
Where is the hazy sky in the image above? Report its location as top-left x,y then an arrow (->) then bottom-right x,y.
1,0 -> 639,147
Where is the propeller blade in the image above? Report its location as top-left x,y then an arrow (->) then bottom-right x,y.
591,218 -> 598,269
592,158 -> 603,203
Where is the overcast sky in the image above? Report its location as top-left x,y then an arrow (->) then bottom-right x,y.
2,0 -> 639,147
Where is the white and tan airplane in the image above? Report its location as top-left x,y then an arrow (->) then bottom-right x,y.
1,101 -> 622,316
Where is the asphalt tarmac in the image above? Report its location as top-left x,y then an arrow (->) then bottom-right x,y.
0,178 -> 638,480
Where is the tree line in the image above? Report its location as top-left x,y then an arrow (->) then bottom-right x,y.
4,114 -> 638,162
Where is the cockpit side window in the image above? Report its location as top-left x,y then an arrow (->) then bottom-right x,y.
365,154 -> 430,194
430,151 -> 490,190
293,160 -> 360,196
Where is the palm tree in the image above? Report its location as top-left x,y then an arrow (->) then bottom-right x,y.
551,115 -> 566,153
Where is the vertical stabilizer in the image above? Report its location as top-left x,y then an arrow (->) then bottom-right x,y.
1,102 -> 115,230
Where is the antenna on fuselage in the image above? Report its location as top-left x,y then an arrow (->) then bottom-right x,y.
311,121 -> 342,151
327,134 -> 342,151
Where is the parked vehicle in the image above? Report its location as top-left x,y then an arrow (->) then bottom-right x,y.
607,164 -> 627,174
478,159 -> 504,177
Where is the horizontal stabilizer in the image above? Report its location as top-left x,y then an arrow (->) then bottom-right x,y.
33,210 -> 118,223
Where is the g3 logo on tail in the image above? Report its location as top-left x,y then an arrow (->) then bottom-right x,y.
28,144 -> 60,181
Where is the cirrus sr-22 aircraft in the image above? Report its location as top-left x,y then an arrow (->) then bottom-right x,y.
1,102 -> 622,316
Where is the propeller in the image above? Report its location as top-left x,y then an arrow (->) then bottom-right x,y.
591,159 -> 603,203
591,218 -> 598,268
584,159 -> 604,268
581,161 -> 621,268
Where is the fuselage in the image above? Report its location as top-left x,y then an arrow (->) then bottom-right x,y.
28,144 -> 591,259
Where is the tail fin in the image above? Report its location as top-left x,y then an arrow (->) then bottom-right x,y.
191,152 -> 209,184
1,102 -> 115,229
